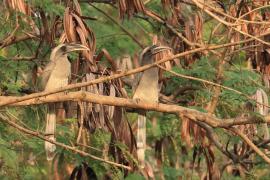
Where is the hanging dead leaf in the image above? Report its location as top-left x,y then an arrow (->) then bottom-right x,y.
108,84 -> 116,119
118,0 -> 146,19
4,0 -> 39,34
76,27 -> 91,61
106,50 -> 118,71
61,6 -> 96,64
64,8 -> 73,42
181,116 -> 193,148
73,0 -> 82,15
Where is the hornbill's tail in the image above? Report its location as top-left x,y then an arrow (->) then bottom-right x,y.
45,104 -> 56,161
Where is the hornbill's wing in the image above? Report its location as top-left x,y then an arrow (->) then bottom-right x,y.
39,61 -> 56,91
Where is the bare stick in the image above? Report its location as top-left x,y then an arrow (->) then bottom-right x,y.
230,128 -> 270,165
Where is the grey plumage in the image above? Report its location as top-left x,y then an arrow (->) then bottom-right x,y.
40,43 -> 88,160
133,45 -> 171,167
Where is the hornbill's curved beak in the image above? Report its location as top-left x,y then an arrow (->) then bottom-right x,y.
65,43 -> 89,53
150,45 -> 172,55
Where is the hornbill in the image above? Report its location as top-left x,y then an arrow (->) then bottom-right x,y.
133,45 -> 171,168
40,43 -> 88,160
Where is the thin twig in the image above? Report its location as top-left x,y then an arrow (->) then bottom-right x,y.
76,101 -> 84,144
238,4 -> 270,20
230,128 -> 270,165
89,4 -> 145,48
76,142 -> 103,152
0,113 -> 131,170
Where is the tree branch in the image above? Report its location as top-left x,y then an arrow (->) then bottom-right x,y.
0,39 -> 263,107
1,91 -> 269,128
229,128 -> 270,165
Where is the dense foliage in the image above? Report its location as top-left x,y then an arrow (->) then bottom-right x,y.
0,0 -> 270,179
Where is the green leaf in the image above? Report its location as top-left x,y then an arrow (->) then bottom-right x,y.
125,173 -> 145,180
163,166 -> 184,179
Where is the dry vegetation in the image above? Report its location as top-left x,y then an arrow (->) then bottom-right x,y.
0,0 -> 270,179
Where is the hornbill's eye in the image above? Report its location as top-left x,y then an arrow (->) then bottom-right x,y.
60,45 -> 67,53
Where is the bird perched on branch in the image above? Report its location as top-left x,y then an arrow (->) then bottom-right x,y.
133,45 -> 171,168
40,43 -> 88,160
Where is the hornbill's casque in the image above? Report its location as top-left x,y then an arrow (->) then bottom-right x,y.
40,43 -> 88,160
133,45 -> 171,168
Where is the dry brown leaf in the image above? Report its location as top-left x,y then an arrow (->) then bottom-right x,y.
62,5 -> 96,64
4,0 -> 38,34
181,116 -> 193,148
102,49 -> 117,71
133,53 -> 140,68
72,12 -> 89,37
93,83 -> 100,112
64,8 -> 73,42
76,27 -> 94,63
59,33 -> 66,44
73,0 -> 82,15
195,12 -> 203,43
118,0 -> 146,19
108,84 -> 116,119
86,73 -> 94,111
143,162 -> 155,178
98,82 -> 105,127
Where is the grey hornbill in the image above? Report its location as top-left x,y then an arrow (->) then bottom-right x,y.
133,45 -> 171,168
40,43 -> 88,160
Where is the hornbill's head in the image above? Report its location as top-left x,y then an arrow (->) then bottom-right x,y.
139,45 -> 172,65
50,43 -> 89,61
